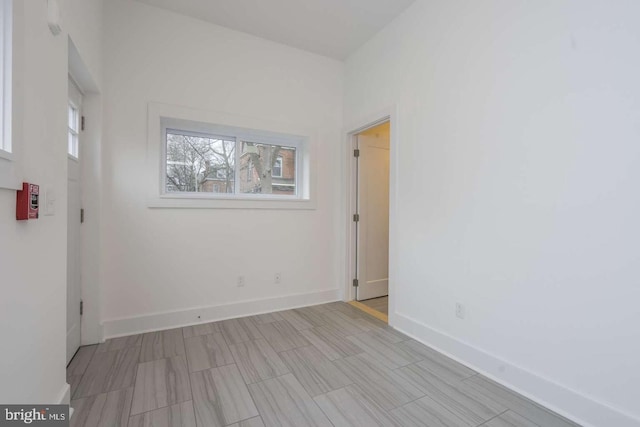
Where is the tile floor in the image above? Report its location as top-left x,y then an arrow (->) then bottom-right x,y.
67,301 -> 580,427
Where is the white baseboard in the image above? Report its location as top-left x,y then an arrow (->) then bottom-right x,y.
56,383 -> 71,405
393,313 -> 640,427
103,289 -> 340,339
82,319 -> 104,346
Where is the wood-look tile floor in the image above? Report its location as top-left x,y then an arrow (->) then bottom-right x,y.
359,296 -> 388,315
67,302 -> 580,427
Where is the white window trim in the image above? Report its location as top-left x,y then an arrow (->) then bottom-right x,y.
147,102 -> 316,210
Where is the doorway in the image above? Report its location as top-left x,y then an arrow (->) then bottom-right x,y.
351,121 -> 390,319
66,76 -> 83,364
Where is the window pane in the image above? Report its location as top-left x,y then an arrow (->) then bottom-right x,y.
68,103 -> 79,157
166,132 -> 235,193
68,133 -> 78,158
68,105 -> 78,131
239,142 -> 296,195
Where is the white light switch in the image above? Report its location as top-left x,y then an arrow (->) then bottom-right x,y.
43,188 -> 56,216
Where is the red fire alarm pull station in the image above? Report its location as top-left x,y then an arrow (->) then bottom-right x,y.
16,183 -> 39,220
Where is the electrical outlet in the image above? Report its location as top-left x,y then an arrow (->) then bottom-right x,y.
237,276 -> 245,287
456,303 -> 465,319
274,273 -> 281,284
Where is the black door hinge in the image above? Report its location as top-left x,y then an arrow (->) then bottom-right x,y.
81,116 -> 86,131
80,208 -> 85,224
353,214 -> 359,222
80,300 -> 84,316
354,149 -> 360,157
353,279 -> 359,287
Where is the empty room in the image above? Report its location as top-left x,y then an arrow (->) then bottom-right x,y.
0,0 -> 638,426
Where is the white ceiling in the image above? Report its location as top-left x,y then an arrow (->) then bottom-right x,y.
134,0 -> 416,60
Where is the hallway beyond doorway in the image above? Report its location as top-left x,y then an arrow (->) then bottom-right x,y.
349,296 -> 388,323
360,296 -> 388,315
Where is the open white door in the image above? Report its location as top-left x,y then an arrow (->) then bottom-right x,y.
356,123 -> 390,301
67,77 -> 83,364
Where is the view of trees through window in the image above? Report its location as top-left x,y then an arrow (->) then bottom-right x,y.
166,130 -> 296,196
166,132 -> 235,193
239,142 -> 295,195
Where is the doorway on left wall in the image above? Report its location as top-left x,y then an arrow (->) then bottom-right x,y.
66,75 -> 83,364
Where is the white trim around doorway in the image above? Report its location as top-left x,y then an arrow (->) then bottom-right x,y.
342,105 -> 399,326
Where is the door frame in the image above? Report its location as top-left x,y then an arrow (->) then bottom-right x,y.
343,105 -> 399,324
67,74 -> 84,364
68,37 -> 104,347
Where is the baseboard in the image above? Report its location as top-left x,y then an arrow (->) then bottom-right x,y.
56,383 -> 70,405
82,319 -> 104,346
393,313 -> 640,427
103,289 -> 340,339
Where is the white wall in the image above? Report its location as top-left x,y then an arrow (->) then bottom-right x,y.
61,0 -> 103,86
345,1 -> 640,426
101,0 -> 344,334
0,0 -> 102,404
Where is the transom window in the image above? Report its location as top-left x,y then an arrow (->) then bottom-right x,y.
68,77 -> 83,159
68,104 -> 79,158
162,118 -> 304,199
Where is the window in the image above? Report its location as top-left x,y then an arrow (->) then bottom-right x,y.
68,104 -> 79,158
162,118 -> 304,199
0,0 -> 15,190
238,143 -> 296,195
68,77 -> 83,158
166,130 -> 235,194
0,0 -> 12,156
272,156 -> 283,178
148,104 -> 315,209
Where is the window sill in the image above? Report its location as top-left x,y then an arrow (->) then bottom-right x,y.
0,155 -> 20,190
147,195 -> 317,210
0,148 -> 14,161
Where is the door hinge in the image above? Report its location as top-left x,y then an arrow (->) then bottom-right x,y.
80,208 -> 85,224
353,213 -> 360,222
353,279 -> 359,287
353,149 -> 360,157
80,300 -> 84,316
81,116 -> 86,131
